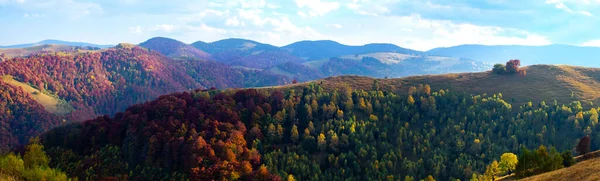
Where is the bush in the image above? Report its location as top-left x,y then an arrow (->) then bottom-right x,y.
493,64 -> 506,74
561,151 -> 576,167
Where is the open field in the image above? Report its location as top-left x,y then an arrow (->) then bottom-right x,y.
1,75 -> 72,115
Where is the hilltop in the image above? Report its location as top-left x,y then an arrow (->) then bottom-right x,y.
139,37 -> 211,60
272,64 -> 600,107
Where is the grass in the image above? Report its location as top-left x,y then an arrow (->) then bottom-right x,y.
1,75 -> 72,115
268,64 -> 600,108
517,157 -> 600,181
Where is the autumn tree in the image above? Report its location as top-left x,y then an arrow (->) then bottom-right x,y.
291,125 -> 299,143
23,137 -> 49,169
505,59 -> 521,74
317,133 -> 327,151
499,153 -> 518,174
576,135 -> 591,155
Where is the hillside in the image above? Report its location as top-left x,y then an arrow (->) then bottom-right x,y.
427,44 -> 600,67
518,157 -> 600,181
0,45 -> 289,151
139,37 -> 211,60
287,64 -> 600,107
38,75 -> 600,180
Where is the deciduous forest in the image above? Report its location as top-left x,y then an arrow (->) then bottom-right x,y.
33,82 -> 599,180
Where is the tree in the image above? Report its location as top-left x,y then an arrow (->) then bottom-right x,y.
505,59 -> 521,74
425,175 -> 436,181
483,160 -> 499,180
492,64 -> 506,74
23,137 -> 49,169
561,151 -> 575,167
576,135 -> 591,155
499,153 -> 518,174
407,95 -> 415,106
287,174 -> 297,181
317,133 -> 327,151
423,85 -> 431,95
291,125 -> 299,143
404,175 -> 415,181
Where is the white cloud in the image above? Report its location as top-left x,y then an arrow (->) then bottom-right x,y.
225,16 -> 243,26
581,39 -> 600,46
326,14 -> 551,51
295,0 -> 340,17
239,0 -> 266,9
546,0 -> 594,16
150,24 -> 176,33
129,26 -> 142,34
346,0 -> 391,16
297,11 -> 308,18
325,24 -> 343,28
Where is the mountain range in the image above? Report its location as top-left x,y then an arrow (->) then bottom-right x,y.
427,44 -> 600,67
0,39 -> 113,49
2,36 -> 600,180
5,38 -> 600,68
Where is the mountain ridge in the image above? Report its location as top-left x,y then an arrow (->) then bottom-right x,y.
0,39 -> 113,49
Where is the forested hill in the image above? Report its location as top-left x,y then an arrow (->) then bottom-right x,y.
40,77 -> 600,180
0,44 -> 289,151
277,64 -> 600,107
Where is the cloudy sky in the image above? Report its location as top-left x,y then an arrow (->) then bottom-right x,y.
1,0 -> 600,50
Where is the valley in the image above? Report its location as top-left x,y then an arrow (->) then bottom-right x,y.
1,38 -> 600,180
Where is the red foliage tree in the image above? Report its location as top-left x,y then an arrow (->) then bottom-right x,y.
505,59 -> 521,74
576,135 -> 591,156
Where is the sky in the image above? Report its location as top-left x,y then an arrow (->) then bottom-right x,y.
2,0 -> 600,51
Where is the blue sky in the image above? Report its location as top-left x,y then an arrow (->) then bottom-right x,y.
1,0 -> 600,51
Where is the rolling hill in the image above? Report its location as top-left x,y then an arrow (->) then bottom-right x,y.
427,44 -> 600,67
0,44 -> 289,151
0,39 -> 112,49
283,40 -> 423,61
136,37 -> 492,81
37,64 -> 600,180
191,38 -> 303,69
278,64 -> 600,107
298,52 -> 490,78
139,37 -> 211,60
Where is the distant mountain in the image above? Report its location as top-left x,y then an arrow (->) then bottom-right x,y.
283,40 -> 424,61
0,39 -> 113,49
292,52 -> 490,79
139,37 -> 211,60
427,44 -> 600,67
192,38 -> 282,55
0,44 -> 100,57
191,38 -> 302,69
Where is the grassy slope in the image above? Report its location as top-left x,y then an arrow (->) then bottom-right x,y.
518,157 -> 600,181
1,76 -> 72,115
270,65 -> 600,107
